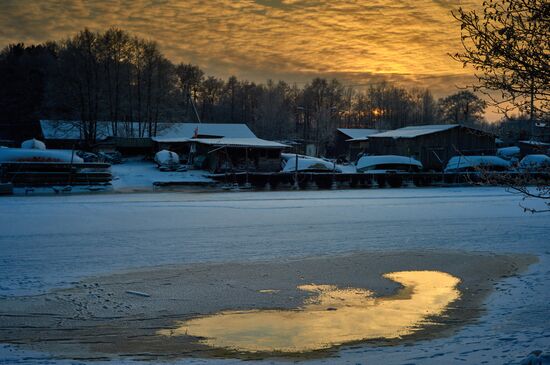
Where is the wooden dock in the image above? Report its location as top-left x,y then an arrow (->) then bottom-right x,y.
0,162 -> 112,187
208,171 -> 550,190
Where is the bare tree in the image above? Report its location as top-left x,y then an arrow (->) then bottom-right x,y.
175,63 -> 204,121
452,0 -> 549,133
452,0 -> 549,211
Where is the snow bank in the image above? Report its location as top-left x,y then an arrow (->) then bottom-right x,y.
154,150 -> 180,168
21,139 -> 46,150
356,155 -> 422,172
519,154 -> 550,171
444,155 -> 510,172
0,148 -> 83,163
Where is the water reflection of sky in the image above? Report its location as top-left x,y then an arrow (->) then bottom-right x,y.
158,270 -> 461,353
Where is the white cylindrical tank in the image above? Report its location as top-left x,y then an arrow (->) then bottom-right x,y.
154,150 -> 180,169
21,139 -> 47,150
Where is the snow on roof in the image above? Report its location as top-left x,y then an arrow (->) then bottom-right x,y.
40,120 -> 175,140
41,120 -> 256,141
337,128 -> 381,140
444,155 -> 510,172
519,140 -> 550,146
356,155 -> 423,172
188,137 -> 288,149
153,123 -> 256,142
369,124 -> 459,139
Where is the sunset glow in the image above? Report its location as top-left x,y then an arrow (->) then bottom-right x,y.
0,0 -> 481,96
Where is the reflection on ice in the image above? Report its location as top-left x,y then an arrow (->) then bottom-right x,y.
158,271 -> 461,353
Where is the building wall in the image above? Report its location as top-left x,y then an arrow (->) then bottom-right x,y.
367,127 -> 496,170
205,147 -> 282,173
333,131 -> 349,158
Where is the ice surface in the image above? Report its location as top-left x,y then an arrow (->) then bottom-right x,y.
0,187 -> 549,364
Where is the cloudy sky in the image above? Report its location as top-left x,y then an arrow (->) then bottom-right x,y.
0,0 -> 489,116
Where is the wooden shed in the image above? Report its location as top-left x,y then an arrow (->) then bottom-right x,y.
152,123 -> 289,173
518,140 -> 550,157
186,138 -> 288,173
334,128 -> 382,162
367,124 -> 496,171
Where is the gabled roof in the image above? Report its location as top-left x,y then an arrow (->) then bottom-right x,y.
40,120 -> 174,140
187,137 -> 288,149
337,128 -> 381,140
519,140 -> 550,146
40,120 -> 257,142
153,123 -> 256,142
369,124 -> 458,139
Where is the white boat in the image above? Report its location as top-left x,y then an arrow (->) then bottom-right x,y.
444,155 -> 510,173
356,155 -> 422,173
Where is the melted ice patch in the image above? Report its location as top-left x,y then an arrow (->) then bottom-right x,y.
158,271 -> 461,353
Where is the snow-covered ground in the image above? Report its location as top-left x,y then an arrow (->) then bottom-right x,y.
0,187 -> 549,364
110,158 -> 213,191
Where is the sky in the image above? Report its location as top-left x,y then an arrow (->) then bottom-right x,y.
0,0 -> 495,119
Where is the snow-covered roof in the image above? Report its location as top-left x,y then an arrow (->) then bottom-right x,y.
337,128 -> 381,141
40,120 -> 174,140
41,120 -> 256,141
188,137 -> 288,149
444,155 -> 510,172
369,124 -> 459,139
356,155 -> 423,172
153,123 -> 256,142
519,140 -> 550,146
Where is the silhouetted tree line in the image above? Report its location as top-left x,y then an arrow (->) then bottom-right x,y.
1,28 -> 489,147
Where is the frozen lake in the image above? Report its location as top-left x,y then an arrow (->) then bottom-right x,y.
0,187 -> 549,364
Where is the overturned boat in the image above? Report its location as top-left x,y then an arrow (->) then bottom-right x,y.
356,155 -> 423,173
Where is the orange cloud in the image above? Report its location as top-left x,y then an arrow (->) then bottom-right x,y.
1,0 -> 493,116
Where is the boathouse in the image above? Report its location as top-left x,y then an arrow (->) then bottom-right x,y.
367,124 -> 496,171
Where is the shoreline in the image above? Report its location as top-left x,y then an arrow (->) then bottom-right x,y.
0,250 -> 536,361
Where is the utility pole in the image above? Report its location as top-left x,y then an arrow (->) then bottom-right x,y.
530,78 -> 535,140
189,93 -> 201,124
